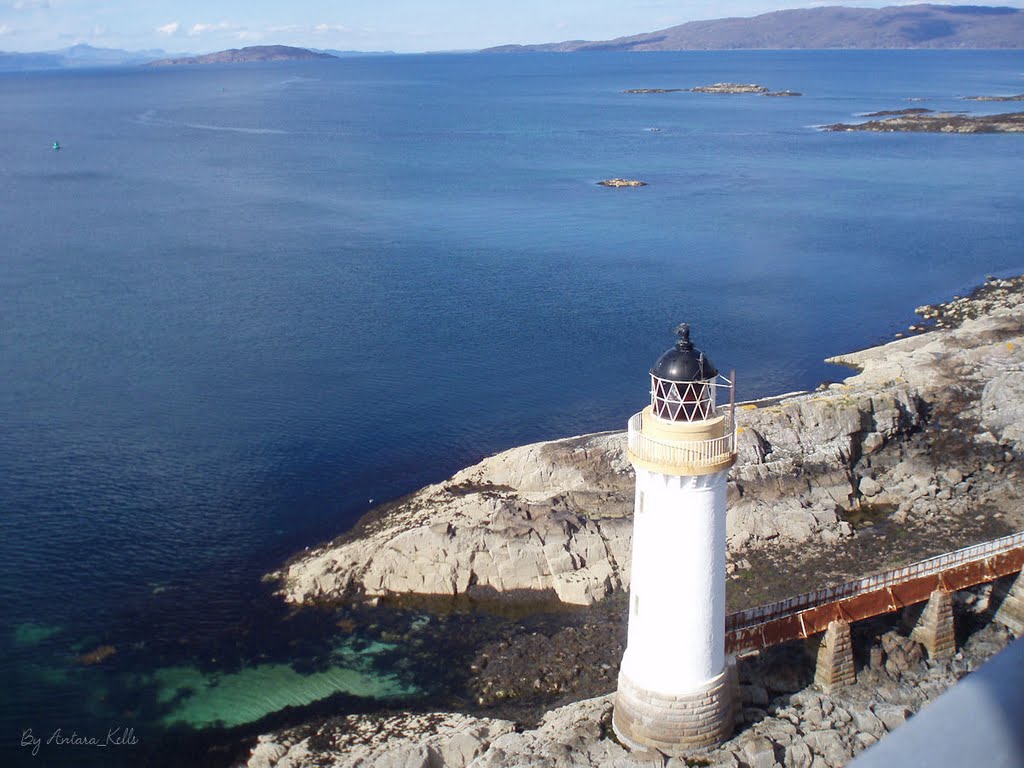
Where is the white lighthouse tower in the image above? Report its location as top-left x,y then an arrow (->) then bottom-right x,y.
613,323 -> 737,753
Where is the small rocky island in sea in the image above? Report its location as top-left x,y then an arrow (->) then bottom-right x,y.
824,96 -> 1024,133
963,93 -> 1024,102
623,87 -> 684,94
597,178 -> 647,187
863,108 -> 934,117
624,83 -> 801,96
690,82 -> 770,94
824,110 -> 1024,133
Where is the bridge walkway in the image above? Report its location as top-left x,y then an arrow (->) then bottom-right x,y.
725,531 -> 1024,656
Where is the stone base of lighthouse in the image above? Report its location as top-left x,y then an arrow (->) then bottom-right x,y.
612,668 -> 735,754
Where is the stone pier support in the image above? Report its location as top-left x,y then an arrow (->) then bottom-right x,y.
910,589 -> 956,660
726,656 -> 741,726
995,570 -> 1024,636
814,620 -> 856,691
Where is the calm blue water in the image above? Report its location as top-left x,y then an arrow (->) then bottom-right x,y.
2,50 -> 1023,765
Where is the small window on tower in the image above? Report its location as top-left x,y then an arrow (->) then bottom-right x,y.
633,594 -> 640,616
637,490 -> 645,515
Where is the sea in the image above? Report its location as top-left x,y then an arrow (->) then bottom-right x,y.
1,49 -> 1023,766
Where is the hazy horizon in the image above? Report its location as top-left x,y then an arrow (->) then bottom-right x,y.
3,1 -> 1024,55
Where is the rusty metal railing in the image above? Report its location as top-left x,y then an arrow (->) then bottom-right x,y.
726,531 -> 1024,654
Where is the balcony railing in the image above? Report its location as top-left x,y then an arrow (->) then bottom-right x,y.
627,410 -> 736,470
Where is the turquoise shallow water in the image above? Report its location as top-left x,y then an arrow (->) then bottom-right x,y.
1,49 -> 1023,766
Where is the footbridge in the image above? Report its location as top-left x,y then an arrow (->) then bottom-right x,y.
724,531 -> 1024,689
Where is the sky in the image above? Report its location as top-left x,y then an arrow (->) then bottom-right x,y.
2,0 -> 1023,54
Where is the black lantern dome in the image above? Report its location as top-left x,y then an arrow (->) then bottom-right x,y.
651,324 -> 718,382
650,324 -> 719,422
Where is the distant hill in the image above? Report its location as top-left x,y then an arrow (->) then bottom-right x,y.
149,45 -> 337,66
317,49 -> 397,58
0,44 -> 173,72
58,43 -> 171,65
485,4 -> 1024,51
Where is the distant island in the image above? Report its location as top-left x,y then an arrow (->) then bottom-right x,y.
0,44 -> 395,72
148,45 -> 337,66
0,43 -> 172,71
823,109 -> 1024,133
597,178 -> 647,187
625,83 -> 802,97
484,4 -> 1024,51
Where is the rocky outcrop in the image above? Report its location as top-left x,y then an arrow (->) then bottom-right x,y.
623,85 -> 799,97
247,595 -> 1015,768
963,94 -> 1024,102
914,275 -> 1024,329
247,711 -> 516,768
822,111 -> 1024,133
689,83 -> 769,94
862,108 -> 933,117
597,178 -> 647,187
275,432 -> 636,606
725,385 -> 923,550
623,88 -> 683,94
271,376 -> 927,606
273,277 -> 1024,608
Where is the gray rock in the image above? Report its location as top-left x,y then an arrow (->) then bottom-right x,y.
830,705 -> 852,726
742,735 -> 780,768
709,754 -> 742,768
862,431 -> 885,454
783,741 -> 813,768
274,432 -> 635,606
859,476 -> 883,497
849,707 -> 885,739
668,753 -> 739,768
245,712 -> 515,768
804,703 -> 826,727
944,468 -> 964,486
872,702 -> 912,732
248,742 -> 288,768
853,732 -> 878,751
802,729 -> 852,767
982,369 -> 1024,446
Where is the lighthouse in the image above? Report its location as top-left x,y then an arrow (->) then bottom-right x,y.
613,323 -> 737,753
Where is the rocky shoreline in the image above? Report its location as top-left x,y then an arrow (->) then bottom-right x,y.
247,590 -> 1017,768
271,275 -> 1024,611
252,275 -> 1024,767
